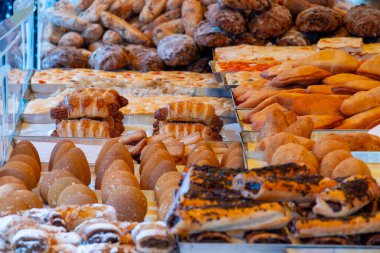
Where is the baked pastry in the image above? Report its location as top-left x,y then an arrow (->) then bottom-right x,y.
245,230 -> 290,244
194,21 -> 232,48
0,197 -> 29,215
154,171 -> 181,201
39,170 -> 75,203
58,32 -> 84,47
181,0 -> 203,37
277,27 -> 310,46
95,160 -> 133,192
140,141 -> 168,165
331,157 -> 371,179
101,170 -> 140,202
186,143 -> 220,168
47,177 -> 84,208
340,87 -> 380,117
89,44 -> 129,71
7,154 -> 41,182
118,130 -> 148,158
221,143 -> 244,169
48,139 -> 76,171
335,107 -> 380,129
12,190 -> 43,209
297,115 -> 344,129
270,66 -> 332,87
125,45 -> 164,72
340,133 -> 380,151
0,176 -> 26,188
0,161 -> 37,190
190,231 -> 233,243
313,175 -> 378,217
357,55 -> 380,80
82,24 -> 104,44
319,150 -> 352,177
283,117 -> 314,139
217,0 -> 271,12
42,46 -> 90,69
205,4 -> 246,35
132,221 -> 175,253
57,184 -> 98,207
105,186 -> 147,222
152,19 -> 185,45
10,140 -> 41,167
344,5 -> 380,38
75,218 -> 121,244
102,30 -> 123,45
154,101 -> 224,132
283,0 -> 313,17
234,33 -> 266,46
233,175 -> 336,203
0,183 -> 27,199
249,4 -> 292,39
157,34 -> 197,66
296,6 -> 342,34
258,107 -> 293,141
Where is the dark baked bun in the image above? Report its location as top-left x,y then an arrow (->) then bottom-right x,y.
11,140 -> 40,167
140,142 -> 167,166
140,148 -> 174,175
296,6 -> 342,34
277,27 -> 310,46
158,194 -> 173,220
42,46 -> 90,69
157,34 -> 198,67
8,154 -> 41,182
89,45 -> 130,71
39,170 -> 75,203
49,139 -> 76,171
205,4 -> 246,35
48,177 -> 84,208
344,5 -> 380,38
57,184 -> 98,207
13,190 -> 44,209
101,170 -> 140,202
0,161 -> 37,190
105,186 -> 147,222
217,0 -> 271,12
234,32 -> 266,45
194,21 -> 232,48
249,4 -> 292,39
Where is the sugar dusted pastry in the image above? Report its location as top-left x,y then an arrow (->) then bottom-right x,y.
21,208 -> 66,228
48,177 -> 84,208
40,170 -> 75,204
74,219 -> 121,244
101,170 -> 140,202
154,171 -> 181,201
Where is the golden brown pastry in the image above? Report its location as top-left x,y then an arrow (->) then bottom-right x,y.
48,139 -> 75,171
258,107 -> 291,141
357,54 -> 380,80
0,183 -> 27,199
140,157 -> 177,190
181,0 -> 203,37
323,73 -> 373,86
39,170 -> 75,203
140,147 -> 174,175
13,190 -> 43,209
118,130 -> 148,157
283,117 -> 314,139
297,115 -> 344,129
155,171 -> 181,200
139,0 -> 167,24
340,87 -> 380,117
335,107 -> 380,129
0,176 -> 26,188
328,79 -> 380,94
245,230 -> 290,244
140,142 -> 168,165
331,158 -> 371,179
95,138 -> 119,173
271,143 -> 319,172
57,184 -> 98,207
319,150 -> 352,177
270,66 -> 332,88
221,143 -> 244,169
7,154 -> 41,182
340,133 -> 380,151
312,139 -> 350,162
105,186 -> 147,222
0,197 -> 29,214
101,170 -> 140,202
47,177 -> 84,208
0,161 -> 37,190
10,140 -> 41,167
306,85 -> 334,95
95,159 -> 134,190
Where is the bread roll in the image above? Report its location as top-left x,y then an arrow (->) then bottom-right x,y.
13,190 -> 43,209
48,177 -> 84,207
11,140 -> 40,167
158,186 -> 177,206
39,170 -> 75,203
95,159 -> 133,189
0,161 -> 37,190
95,138 -> 119,173
154,171 -> 181,200
0,176 -> 26,188
0,197 -> 29,214
158,194 -> 173,220
313,139 -> 350,162
340,87 -> 380,117
101,170 -> 140,202
106,186 -> 147,222
140,158 -> 177,190
320,150 -> 352,177
140,142 -> 167,163
357,55 -> 380,80
0,183 -> 27,199
331,157 -> 371,179
57,184 -> 98,207
140,149 -> 174,175
49,139 -> 76,171
8,154 -> 41,182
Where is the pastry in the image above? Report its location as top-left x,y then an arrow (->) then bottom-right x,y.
221,143 -> 244,169
82,23 -> 104,44
102,30 -> 123,44
0,183 -> 27,199
89,44 -> 129,71
344,5 -> 380,38
95,159 -> 133,191
335,107 -> 380,129
340,87 -> 380,116
157,34 -> 197,66
331,158 -> 371,179
190,231 -> 233,243
316,37 -> 363,53
357,54 -> 380,80
283,0 -> 313,17
270,66 -> 332,87
10,140 -> 40,167
271,143 -> 319,172
105,186 -> 147,222
139,0 -> 167,24
233,175 -> 336,203
154,171 -> 181,201
0,176 -> 26,188
323,73 -> 373,86
312,139 -> 350,162
48,139 -> 75,171
181,0 -> 203,37
57,184 -> 98,207
101,170 -> 140,202
241,163 -> 316,179
118,130 -> 148,158
194,21 -> 232,48
58,32 -> 84,47
277,27 -> 310,46
140,142 -> 168,165
0,198 -> 29,215
74,219 -> 121,244
234,33 -> 266,46
47,177 -> 84,208
7,154 -> 41,182
140,156 -> 177,190
306,85 -> 334,95
39,170 -> 75,203
296,6 -> 342,34
0,161 -> 37,190
258,107 -> 293,141
340,133 -> 380,151
319,150 -> 352,177
154,101 -> 223,132
125,45 -> 164,72
205,4 -> 246,35
245,230 -> 290,244
313,175 -> 378,217
283,117 -> 314,139
152,19 -> 185,45
297,115 -> 344,129
217,0 -> 271,12
42,46 -> 90,69
249,4 -> 292,39
12,190 -> 44,209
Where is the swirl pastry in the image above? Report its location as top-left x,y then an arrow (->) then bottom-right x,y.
50,88 -> 128,120
132,221 -> 175,253
74,219 -> 121,244
313,175 -> 378,218
233,175 -> 337,203
21,208 -> 66,228
154,101 -> 224,133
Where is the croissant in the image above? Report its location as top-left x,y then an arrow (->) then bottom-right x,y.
50,88 -> 128,120
154,101 -> 224,132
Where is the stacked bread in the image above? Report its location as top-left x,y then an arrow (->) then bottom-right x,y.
50,87 -> 128,138
95,139 -> 148,222
153,101 -> 224,141
40,140 -> 96,208
155,171 -> 181,220
0,141 -> 43,213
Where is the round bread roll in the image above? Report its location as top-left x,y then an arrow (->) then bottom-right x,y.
101,170 -> 140,202
0,161 -> 37,190
48,177 -> 84,208
158,186 -> 178,206
312,139 -> 351,162
154,171 -> 181,199
95,138 -> 119,174
205,4 -> 246,35
70,147 -> 91,185
320,150 -> 353,177
95,159 -> 133,189
11,140 -> 40,166
188,150 -> 220,167
331,157 -> 371,179
296,6 -> 342,34
0,197 -> 29,214
344,5 -> 380,38
140,142 -> 167,164
49,139 -> 75,171
140,149 -> 174,175
8,154 -> 41,182
140,159 -> 177,190
39,170 -> 75,203
158,195 -> 173,221
105,186 -> 147,222
194,21 -> 232,48
0,183 -> 27,199
0,176 -> 26,188
157,34 -> 197,67
57,184 -> 98,207
59,32 -> 85,48
13,190 -> 43,209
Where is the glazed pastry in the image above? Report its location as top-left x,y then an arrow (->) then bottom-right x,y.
48,177 -> 84,208
7,154 -> 41,182
296,6 -> 342,34
95,159 -> 134,192
187,142 -> 220,168
10,140 -> 41,167
154,101 -> 224,132
57,184 -> 98,207
105,186 -> 147,222
0,161 -> 37,190
344,5 -> 380,38
245,230 -> 290,244
132,221 -> 175,253
39,170 -> 75,203
21,208 -> 66,227
48,139 -> 75,171
319,150 -> 352,177
313,175 -> 378,217
331,158 -> 371,179
57,204 -> 117,231
50,88 -> 128,120
74,219 -> 121,244
101,170 -> 140,202
233,175 -> 337,203
189,231 -> 232,243
221,143 -> 244,169
0,176 -> 26,188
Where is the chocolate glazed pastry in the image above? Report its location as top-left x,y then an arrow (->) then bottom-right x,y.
344,5 -> 380,38
245,230 -> 290,244
189,231 -> 233,243
296,6 -> 342,34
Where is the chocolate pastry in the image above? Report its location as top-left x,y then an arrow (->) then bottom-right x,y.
194,21 -> 232,48
132,222 -> 175,252
157,34 -> 197,66
217,0 -> 271,12
205,4 -> 246,35
245,230 -> 290,244
277,27 -> 310,46
89,44 -> 130,71
344,5 -> 380,38
189,231 -> 232,243
21,208 -> 66,228
42,46 -> 90,69
283,0 -> 313,17
125,45 -> 164,72
296,6 -> 342,34
248,5 -> 292,39
75,219 -> 121,244
234,32 -> 266,46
